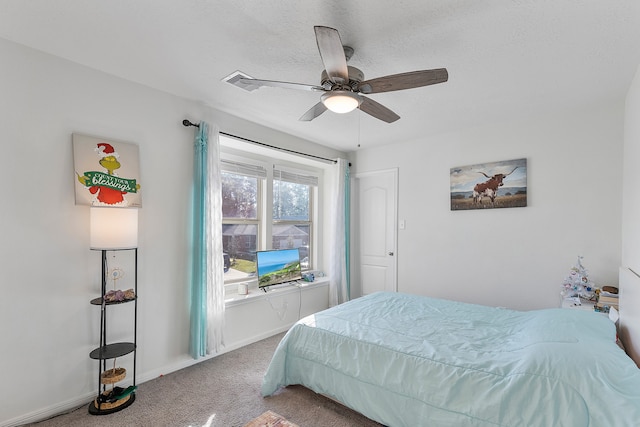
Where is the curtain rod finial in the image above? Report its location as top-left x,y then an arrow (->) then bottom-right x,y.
182,119 -> 200,128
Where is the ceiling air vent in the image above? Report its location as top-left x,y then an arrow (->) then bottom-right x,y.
222,70 -> 259,92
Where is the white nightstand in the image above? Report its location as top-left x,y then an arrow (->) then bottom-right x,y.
561,296 -> 613,319
561,296 -> 596,311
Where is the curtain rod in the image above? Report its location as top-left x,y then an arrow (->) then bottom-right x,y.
182,119 -> 350,166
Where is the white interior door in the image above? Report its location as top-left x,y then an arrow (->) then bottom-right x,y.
353,168 -> 398,296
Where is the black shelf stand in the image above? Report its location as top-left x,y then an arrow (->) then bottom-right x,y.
88,248 -> 138,415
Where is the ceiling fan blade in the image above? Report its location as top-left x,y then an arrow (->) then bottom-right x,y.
356,68 -> 448,94
359,96 -> 400,123
314,26 -> 349,84
299,102 -> 328,121
237,77 -> 325,92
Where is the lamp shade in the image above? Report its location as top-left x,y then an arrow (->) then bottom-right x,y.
321,91 -> 361,114
90,207 -> 138,250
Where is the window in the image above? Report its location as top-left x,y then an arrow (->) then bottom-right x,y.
221,160 -> 265,283
221,159 -> 318,284
273,169 -> 316,269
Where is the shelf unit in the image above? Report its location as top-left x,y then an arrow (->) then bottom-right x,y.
88,248 -> 138,415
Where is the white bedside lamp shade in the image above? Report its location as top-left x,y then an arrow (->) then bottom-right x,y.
90,207 -> 138,250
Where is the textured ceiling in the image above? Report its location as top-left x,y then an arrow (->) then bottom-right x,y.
1,1 -> 639,152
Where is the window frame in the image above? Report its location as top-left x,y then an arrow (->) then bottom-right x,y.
219,150 -> 321,295
272,166 -> 316,269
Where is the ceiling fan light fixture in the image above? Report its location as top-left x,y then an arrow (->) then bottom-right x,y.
321,91 -> 361,114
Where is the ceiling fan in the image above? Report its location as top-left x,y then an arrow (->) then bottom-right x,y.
229,26 -> 448,123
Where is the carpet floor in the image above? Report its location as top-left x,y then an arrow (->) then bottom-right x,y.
243,410 -> 299,427
23,333 -> 383,427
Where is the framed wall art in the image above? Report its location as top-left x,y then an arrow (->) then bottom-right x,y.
73,133 -> 142,207
450,158 -> 526,211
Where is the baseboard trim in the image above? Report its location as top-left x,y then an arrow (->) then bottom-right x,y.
2,325 -> 294,426
1,391 -> 94,427
136,324 -> 292,384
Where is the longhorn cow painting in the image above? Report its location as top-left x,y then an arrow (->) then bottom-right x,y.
450,158 -> 527,210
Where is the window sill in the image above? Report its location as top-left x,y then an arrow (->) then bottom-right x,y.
225,276 -> 330,308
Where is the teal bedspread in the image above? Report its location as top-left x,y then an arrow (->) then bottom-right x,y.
262,292 -> 640,426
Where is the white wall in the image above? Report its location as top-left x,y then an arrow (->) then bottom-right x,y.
0,37 -> 345,425
350,104 -> 624,311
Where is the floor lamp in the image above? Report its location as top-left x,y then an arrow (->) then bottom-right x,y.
88,207 -> 139,415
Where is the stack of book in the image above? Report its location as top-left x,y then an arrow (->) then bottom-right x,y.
596,287 -> 619,311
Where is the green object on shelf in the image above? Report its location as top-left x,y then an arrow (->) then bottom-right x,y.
113,385 -> 137,400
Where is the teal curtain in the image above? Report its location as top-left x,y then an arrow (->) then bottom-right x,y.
344,164 -> 351,300
190,122 -> 209,358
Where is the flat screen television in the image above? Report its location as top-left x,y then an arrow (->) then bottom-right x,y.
256,248 -> 302,290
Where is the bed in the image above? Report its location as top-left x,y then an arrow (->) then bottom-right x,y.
262,291 -> 640,426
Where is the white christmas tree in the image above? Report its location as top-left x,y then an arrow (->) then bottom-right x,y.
561,255 -> 595,299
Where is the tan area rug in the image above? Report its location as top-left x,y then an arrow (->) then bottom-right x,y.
243,410 -> 300,427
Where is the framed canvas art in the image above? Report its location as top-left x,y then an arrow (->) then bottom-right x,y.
450,158 -> 526,210
73,133 -> 142,207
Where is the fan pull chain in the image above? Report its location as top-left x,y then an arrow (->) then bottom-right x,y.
357,108 -> 362,148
